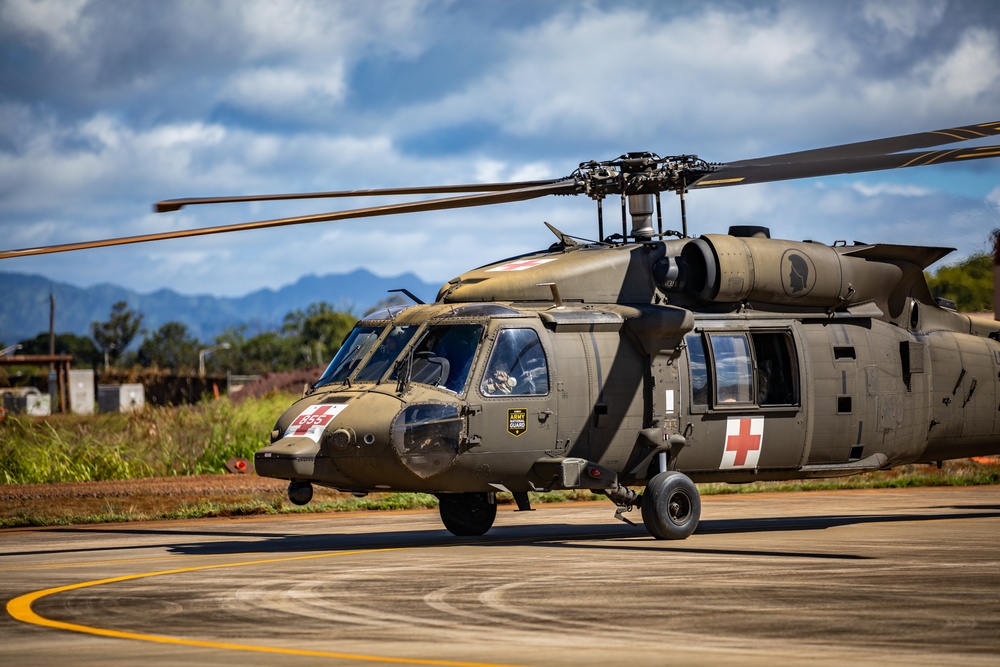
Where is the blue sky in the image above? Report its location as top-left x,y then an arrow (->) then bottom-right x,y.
1,0 -> 998,297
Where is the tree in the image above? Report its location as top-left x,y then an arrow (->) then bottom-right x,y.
209,326 -> 299,375
17,332 -> 102,367
203,303 -> 358,376
137,322 -> 201,372
283,302 -> 356,366
926,253 -> 993,313
239,330 -> 301,374
91,301 -> 145,367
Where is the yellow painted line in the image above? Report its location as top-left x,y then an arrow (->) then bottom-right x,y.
7,548 -> 536,667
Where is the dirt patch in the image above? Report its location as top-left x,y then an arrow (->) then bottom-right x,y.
0,473 -> 347,525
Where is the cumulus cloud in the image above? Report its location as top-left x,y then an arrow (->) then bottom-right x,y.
861,0 -> 947,39
0,0 -> 998,295
850,182 -> 935,198
0,0 -> 92,54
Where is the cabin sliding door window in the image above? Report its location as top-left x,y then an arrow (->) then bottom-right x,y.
752,332 -> 798,406
685,330 -> 799,411
686,333 -> 710,408
709,333 -> 755,405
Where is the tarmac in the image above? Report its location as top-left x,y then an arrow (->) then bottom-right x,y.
2,485 -> 999,667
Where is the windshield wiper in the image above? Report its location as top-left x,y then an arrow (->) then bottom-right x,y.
394,346 -> 414,394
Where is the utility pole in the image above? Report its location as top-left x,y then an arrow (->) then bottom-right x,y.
48,292 -> 58,412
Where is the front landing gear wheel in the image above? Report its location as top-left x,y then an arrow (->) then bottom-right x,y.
641,471 -> 700,540
437,492 -> 497,536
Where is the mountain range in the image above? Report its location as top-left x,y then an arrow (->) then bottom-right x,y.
0,270 -> 442,346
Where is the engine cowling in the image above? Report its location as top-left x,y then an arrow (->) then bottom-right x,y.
680,234 -> 901,309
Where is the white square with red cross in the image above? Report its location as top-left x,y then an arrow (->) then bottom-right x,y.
721,416 -> 764,469
283,403 -> 350,442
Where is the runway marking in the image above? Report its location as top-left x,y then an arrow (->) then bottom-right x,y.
7,547 -> 536,667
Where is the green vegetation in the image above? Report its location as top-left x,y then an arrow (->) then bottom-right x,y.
3,300 -> 362,389
1,391 -> 997,528
926,252 -> 994,312
0,392 -> 294,484
17,332 -> 102,367
92,300 -> 145,367
137,321 -> 201,372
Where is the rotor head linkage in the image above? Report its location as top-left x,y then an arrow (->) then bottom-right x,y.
574,153 -> 716,200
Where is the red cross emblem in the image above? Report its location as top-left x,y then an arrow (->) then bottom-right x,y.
721,417 -> 764,469
285,403 -> 349,442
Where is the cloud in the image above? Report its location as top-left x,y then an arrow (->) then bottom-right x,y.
1,0 -> 998,297
0,0 -> 92,54
861,0 -> 947,39
849,182 -> 935,198
219,64 -> 348,120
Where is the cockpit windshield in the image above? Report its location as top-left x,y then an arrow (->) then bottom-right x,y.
313,325 -> 382,388
392,324 -> 483,394
354,325 -> 419,382
312,320 -> 484,393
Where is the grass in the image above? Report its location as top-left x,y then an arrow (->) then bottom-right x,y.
0,391 -> 997,527
0,392 -> 295,484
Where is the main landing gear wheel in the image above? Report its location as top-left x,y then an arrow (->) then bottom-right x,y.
437,492 -> 497,536
641,471 -> 701,540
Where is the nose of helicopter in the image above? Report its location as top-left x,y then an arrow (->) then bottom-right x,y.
255,388 -> 466,489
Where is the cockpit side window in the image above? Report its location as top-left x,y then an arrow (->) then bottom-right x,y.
314,325 -> 382,388
481,328 -> 549,396
392,324 -> 483,394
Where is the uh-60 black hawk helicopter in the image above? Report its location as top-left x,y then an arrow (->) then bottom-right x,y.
4,121 -> 1000,539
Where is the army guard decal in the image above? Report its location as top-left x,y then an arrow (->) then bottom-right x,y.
507,408 -> 527,436
721,416 -> 764,468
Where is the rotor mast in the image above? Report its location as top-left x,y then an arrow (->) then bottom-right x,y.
573,152 -> 714,242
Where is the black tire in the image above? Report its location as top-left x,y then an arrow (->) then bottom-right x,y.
437,492 -> 497,536
641,471 -> 701,540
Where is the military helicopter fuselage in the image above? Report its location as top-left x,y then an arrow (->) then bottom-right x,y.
6,119 -> 1000,539
256,227 -> 1000,538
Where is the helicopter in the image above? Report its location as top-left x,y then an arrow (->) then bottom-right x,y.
3,120 -> 1000,539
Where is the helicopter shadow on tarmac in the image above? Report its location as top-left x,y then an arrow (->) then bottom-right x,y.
6,503 -> 998,562
164,504 -> 999,559
13,502 -> 995,561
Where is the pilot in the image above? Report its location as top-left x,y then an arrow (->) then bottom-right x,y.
483,368 -> 518,395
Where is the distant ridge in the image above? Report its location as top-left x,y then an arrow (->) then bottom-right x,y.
0,270 -> 441,345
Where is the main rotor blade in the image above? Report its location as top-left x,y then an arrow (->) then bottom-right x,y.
0,180 -> 578,260
692,144 -> 1000,189
155,178 -> 565,212
723,120 -> 1000,167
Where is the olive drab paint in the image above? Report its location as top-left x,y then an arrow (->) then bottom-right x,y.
6,120 -> 1000,539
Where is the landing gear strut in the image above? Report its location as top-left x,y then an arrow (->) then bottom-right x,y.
641,471 -> 700,540
437,492 -> 497,536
